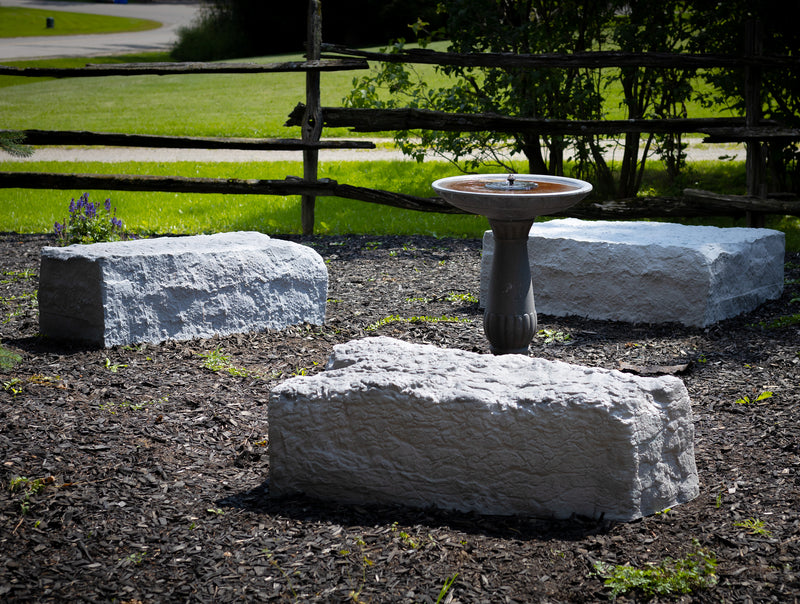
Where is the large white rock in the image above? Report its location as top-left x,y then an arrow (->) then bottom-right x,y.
39,231 -> 327,347
480,218 -> 785,326
269,336 -> 699,521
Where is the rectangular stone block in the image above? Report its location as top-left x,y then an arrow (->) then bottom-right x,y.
39,231 -> 327,347
480,218 -> 785,326
269,336 -> 699,521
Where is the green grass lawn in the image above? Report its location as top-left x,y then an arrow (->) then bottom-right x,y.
0,7 -> 160,37
0,52 -> 367,139
0,46 -> 731,138
4,158 -> 797,252
0,160 -> 488,237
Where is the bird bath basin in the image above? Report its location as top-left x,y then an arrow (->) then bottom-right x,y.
432,174 -> 592,354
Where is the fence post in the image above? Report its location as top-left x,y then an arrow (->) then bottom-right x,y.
744,19 -> 766,228
302,0 -> 323,235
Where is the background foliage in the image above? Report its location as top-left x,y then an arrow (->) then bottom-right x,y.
171,0 -> 445,61
343,0 -> 800,199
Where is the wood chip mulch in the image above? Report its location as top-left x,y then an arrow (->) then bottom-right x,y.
1,231 -> 798,603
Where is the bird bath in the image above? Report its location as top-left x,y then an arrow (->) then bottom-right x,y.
432,174 -> 592,354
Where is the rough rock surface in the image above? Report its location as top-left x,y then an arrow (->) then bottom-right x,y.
38,231 -> 327,347
481,218 -> 785,326
269,336 -> 699,521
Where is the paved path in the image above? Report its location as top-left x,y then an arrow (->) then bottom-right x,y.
0,0 -> 201,60
1,139 -> 745,163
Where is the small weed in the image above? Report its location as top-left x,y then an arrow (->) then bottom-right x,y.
734,390 -> 773,405
100,396 -> 168,414
291,361 -> 320,377
391,522 -> 419,549
122,551 -> 148,565
758,313 -> 800,329
436,573 -> 459,604
8,475 -> 53,515
3,377 -> 23,395
1,286 -> 37,325
734,517 -> 772,537
366,314 -> 472,331
104,357 -> 128,373
593,541 -> 718,597
537,328 -> 572,344
445,291 -> 478,304
198,347 -> 253,378
263,549 -> 298,600
206,507 -> 224,515
0,268 -> 35,283
340,536 -> 374,603
3,374 -> 63,395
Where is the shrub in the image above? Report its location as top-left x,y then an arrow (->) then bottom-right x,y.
53,193 -> 130,245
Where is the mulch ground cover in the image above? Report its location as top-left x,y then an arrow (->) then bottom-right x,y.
0,231 -> 798,603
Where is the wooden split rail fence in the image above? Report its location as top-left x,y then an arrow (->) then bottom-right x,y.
1,1 -> 799,233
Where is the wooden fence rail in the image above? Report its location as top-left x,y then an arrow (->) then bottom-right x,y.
1,129 -> 375,151
1,1 -> 798,233
2,172 -> 796,219
0,58 -> 368,78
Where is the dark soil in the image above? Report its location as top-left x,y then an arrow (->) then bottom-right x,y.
1,231 -> 799,603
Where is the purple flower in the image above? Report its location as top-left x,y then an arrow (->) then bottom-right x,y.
104,198 -> 112,213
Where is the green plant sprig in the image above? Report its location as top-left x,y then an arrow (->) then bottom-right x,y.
198,346 -> 258,378
734,390 -> 773,405
100,396 -> 168,414
593,541 -> 718,597
734,517 -> 772,537
0,343 -> 22,371
365,314 -> 472,332
537,328 -> 572,344
758,313 -> 800,329
8,475 -> 53,515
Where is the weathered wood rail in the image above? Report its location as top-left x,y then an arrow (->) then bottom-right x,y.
1,1 -> 799,232
3,129 -> 375,151
3,172 -> 794,219
0,58 -> 367,77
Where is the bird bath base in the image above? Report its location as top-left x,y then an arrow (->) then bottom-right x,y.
432,174 -> 592,354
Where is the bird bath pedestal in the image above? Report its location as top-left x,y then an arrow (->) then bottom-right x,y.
432,174 -> 592,354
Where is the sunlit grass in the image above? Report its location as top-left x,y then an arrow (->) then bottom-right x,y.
2,158 -> 796,251
0,45 -> 730,140
0,7 -> 160,37
0,160 -> 488,237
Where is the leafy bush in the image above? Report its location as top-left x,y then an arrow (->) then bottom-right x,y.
170,0 -> 443,61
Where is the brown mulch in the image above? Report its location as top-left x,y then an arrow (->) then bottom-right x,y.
0,230 -> 799,603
